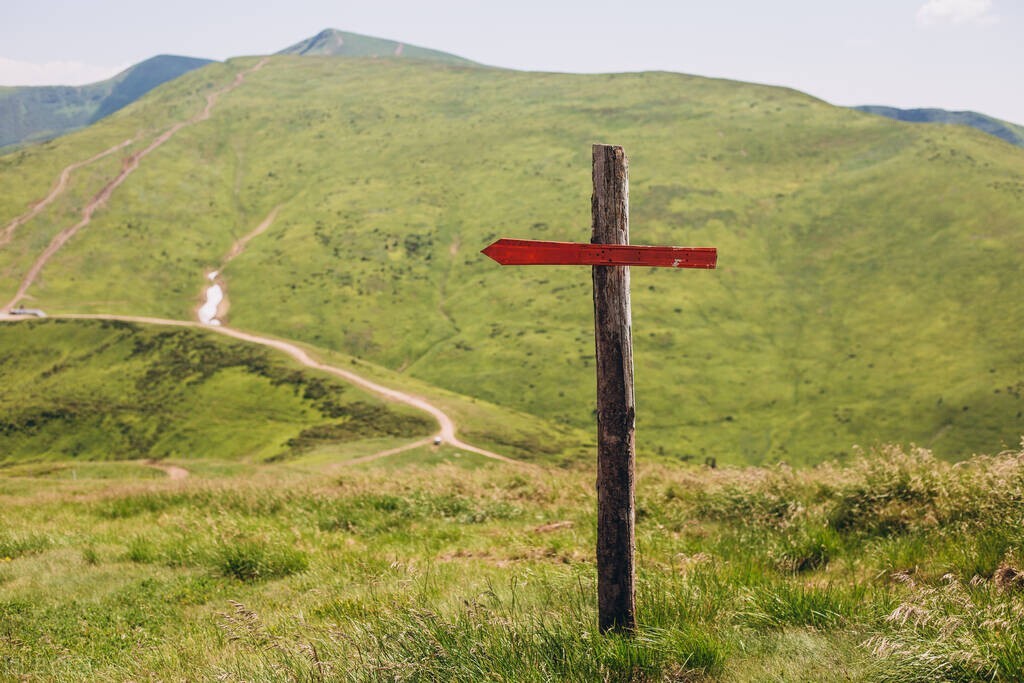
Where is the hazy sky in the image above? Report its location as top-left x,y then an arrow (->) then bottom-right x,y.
2,0 -> 1021,124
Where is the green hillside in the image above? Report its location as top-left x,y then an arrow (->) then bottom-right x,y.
0,56 -> 1021,465
855,105 -> 1024,148
0,319 -> 431,464
0,55 -> 214,150
278,28 -> 476,65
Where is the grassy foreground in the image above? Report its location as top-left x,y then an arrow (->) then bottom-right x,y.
3,442 -> 1024,681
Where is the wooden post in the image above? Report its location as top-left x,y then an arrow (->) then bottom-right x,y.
591,143 -> 636,633
482,144 -> 716,631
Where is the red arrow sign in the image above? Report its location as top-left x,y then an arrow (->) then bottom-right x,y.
481,238 -> 717,269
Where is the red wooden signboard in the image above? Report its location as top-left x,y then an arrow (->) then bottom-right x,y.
482,238 -> 717,269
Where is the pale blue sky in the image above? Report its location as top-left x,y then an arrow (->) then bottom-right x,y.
2,0 -> 1021,124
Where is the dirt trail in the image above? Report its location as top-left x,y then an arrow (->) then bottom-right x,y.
150,440 -> 448,475
41,313 -> 522,466
226,206 -> 281,262
0,139 -> 133,248
2,59 -> 269,313
344,437 -> 434,466
145,460 -> 189,480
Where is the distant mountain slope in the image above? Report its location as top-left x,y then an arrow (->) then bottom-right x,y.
854,105 -> 1024,147
0,55 -> 213,149
278,28 -> 476,65
1,58 -> 1021,465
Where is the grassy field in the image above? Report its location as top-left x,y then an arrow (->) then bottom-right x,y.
0,56 -> 1020,465
2,442 -> 1024,680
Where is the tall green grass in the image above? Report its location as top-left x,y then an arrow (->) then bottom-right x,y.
3,442 -> 1024,679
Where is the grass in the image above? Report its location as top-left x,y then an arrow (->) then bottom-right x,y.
2,442 -> 1024,680
0,56 -> 1019,466
0,51 -> 1020,682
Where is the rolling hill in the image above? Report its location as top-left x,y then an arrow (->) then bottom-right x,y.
0,55 -> 1021,466
0,318 -> 433,464
0,55 -> 214,150
854,105 -> 1024,148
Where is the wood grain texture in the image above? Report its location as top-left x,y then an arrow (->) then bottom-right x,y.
591,143 -> 637,633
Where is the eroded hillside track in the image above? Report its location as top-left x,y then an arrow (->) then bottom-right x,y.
0,139 -> 134,248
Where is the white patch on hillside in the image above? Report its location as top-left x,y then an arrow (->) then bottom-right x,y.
198,282 -> 223,326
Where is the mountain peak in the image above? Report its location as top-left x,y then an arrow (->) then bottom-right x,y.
277,28 -> 476,65
300,28 -> 347,54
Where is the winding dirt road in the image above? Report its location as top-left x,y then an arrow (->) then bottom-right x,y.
1,59 -> 268,313
344,437 -> 434,466
49,313 -> 520,466
0,57 -> 519,469
181,207 -> 518,466
145,459 -> 190,480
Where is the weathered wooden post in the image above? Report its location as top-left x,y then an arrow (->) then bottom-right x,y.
591,144 -> 637,632
481,144 -> 717,635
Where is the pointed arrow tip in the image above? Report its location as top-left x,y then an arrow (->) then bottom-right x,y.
481,240 -> 502,263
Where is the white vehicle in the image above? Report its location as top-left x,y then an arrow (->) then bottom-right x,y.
433,436 -> 442,445
9,307 -> 46,318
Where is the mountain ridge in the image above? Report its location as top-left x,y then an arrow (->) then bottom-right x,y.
853,105 -> 1024,147
0,29 -> 480,149
0,54 -> 214,149
5,28 -> 1021,153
